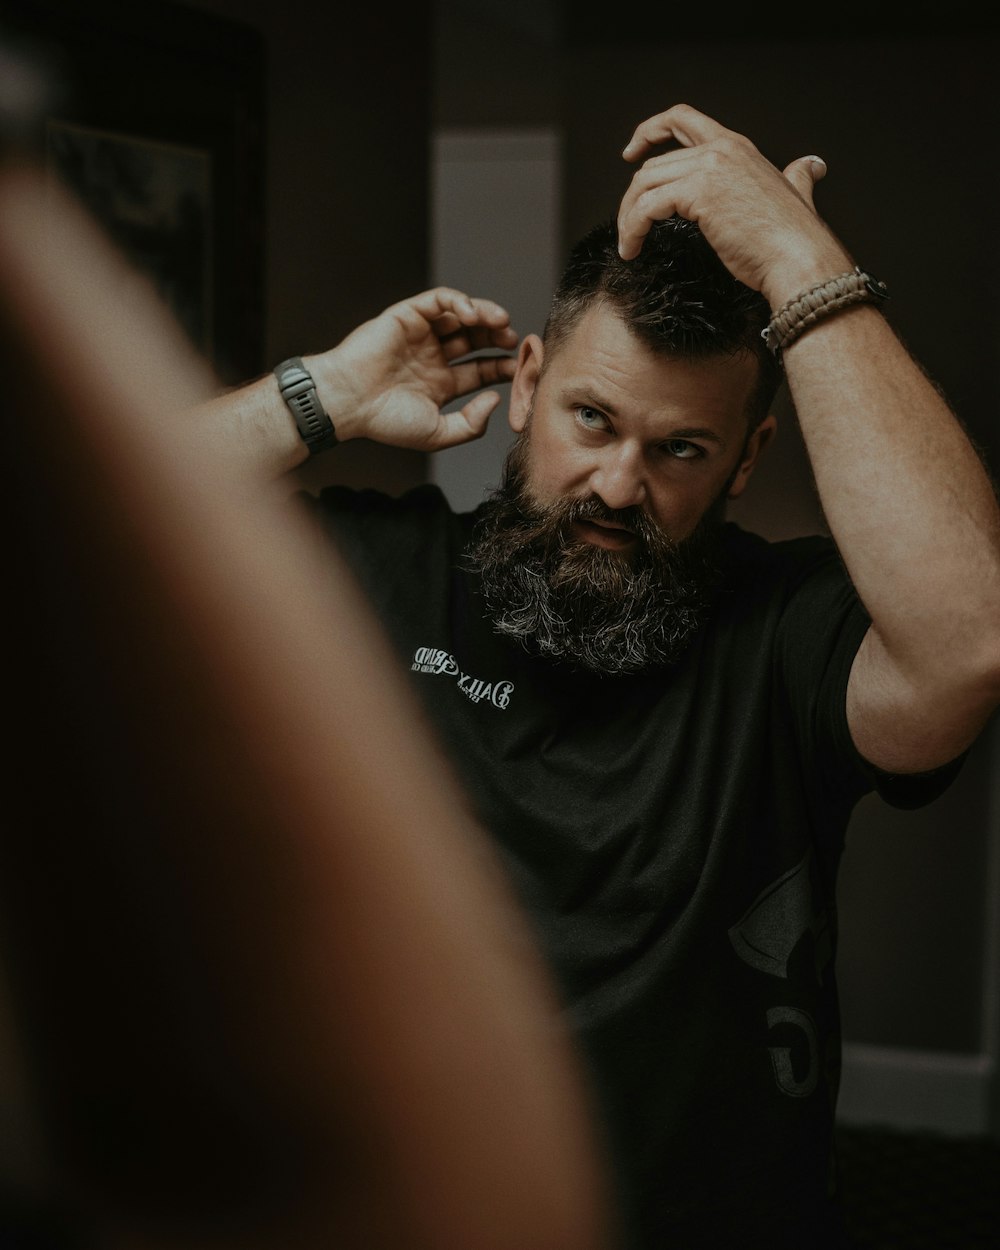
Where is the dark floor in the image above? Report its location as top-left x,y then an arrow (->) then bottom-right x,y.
835,1124 -> 1000,1249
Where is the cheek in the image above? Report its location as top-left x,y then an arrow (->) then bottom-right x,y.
523,432 -> 586,500
644,480 -> 715,540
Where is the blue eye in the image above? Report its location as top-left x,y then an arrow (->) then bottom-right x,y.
576,406 -> 610,431
662,439 -> 703,460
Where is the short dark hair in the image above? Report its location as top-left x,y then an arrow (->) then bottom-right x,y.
543,214 -> 782,429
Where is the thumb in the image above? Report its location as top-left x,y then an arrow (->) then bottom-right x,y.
783,155 -> 827,210
434,390 -> 499,449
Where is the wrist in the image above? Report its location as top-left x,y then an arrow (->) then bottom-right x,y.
301,349 -> 368,442
274,356 -> 337,455
762,266 -> 890,361
760,241 -> 855,312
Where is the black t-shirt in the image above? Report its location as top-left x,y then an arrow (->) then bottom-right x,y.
306,482 -> 961,1250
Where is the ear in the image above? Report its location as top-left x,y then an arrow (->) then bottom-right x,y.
727,413 -> 777,500
508,334 -> 544,433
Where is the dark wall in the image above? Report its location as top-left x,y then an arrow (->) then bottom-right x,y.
1,0 -> 434,498
1,0 -> 270,389
189,0 -> 433,497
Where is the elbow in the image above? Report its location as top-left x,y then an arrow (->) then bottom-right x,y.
950,628 -> 1000,719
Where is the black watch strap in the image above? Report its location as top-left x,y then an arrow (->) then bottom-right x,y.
273,356 -> 337,455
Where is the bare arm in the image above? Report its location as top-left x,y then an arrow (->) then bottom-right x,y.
618,103 -> 1000,773
192,288 -> 520,479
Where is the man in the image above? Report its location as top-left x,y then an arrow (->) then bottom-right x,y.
201,104 -> 1000,1247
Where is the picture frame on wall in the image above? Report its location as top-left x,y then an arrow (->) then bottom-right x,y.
0,0 -> 266,387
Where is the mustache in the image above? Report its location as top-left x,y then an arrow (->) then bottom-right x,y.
523,492 -> 675,560
566,496 -> 646,532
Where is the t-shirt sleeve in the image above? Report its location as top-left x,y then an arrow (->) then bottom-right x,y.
772,539 -> 966,812
293,483 -> 447,602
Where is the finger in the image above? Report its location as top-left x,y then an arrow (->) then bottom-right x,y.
406,287 -> 477,322
616,148 -> 703,256
440,324 -> 519,362
391,290 -> 511,348
460,296 -> 511,327
618,181 -> 692,261
782,155 -> 826,211
436,391 -> 500,447
429,310 -> 464,339
621,102 -> 730,163
408,287 -> 512,328
617,208 -> 658,262
448,354 -> 517,395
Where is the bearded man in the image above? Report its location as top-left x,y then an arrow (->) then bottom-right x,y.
463,211 -> 772,677
200,105 -> 1000,1249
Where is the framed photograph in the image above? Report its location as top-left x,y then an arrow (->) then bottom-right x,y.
1,0 -> 266,387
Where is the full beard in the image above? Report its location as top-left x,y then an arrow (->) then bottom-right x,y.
462,436 -> 727,676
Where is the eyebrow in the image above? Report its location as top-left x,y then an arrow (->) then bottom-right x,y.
563,388 -> 726,446
663,426 -> 725,446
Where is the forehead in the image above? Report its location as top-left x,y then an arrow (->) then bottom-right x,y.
539,302 -> 759,441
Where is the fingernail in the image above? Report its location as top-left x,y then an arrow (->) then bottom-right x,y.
807,155 -> 826,171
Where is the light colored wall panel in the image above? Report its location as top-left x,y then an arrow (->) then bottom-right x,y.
430,128 -> 562,513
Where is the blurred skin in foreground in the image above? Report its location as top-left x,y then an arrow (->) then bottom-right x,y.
0,163 -> 616,1250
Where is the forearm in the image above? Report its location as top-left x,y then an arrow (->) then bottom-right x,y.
188,289 -> 518,478
615,101 -> 1000,763
782,301 -> 1000,687
193,373 -> 306,479
191,349 -> 362,481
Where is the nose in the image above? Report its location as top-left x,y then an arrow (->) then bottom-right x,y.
589,443 -> 646,512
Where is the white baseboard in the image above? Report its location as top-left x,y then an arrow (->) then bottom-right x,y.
837,1042 -> 994,1137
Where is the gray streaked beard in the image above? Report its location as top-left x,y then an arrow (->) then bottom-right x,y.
462,435 -> 726,676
